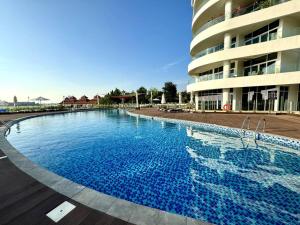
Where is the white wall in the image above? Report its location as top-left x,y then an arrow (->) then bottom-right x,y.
281,17 -> 300,38
280,51 -> 300,73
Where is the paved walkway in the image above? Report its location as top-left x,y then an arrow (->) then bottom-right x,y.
133,108 -> 300,139
0,112 -> 62,122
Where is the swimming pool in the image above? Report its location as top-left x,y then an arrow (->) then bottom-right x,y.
7,110 -> 300,225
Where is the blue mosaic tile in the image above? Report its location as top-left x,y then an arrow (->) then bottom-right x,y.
7,110 -> 300,225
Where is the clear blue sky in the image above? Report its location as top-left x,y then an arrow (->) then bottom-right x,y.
0,0 -> 192,102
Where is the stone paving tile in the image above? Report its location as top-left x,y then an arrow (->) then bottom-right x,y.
187,217 -> 214,225
50,177 -> 85,198
129,205 -> 160,225
156,210 -> 187,225
72,188 -> 95,205
88,193 -> 117,213
29,166 -> 63,187
106,199 -> 138,222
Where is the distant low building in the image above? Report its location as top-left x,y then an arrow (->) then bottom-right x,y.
0,101 -> 36,106
0,100 -> 9,106
61,95 -> 101,107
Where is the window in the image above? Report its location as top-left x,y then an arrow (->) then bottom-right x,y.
243,53 -> 277,76
193,42 -> 224,60
198,66 -> 224,81
267,61 -> 276,74
230,62 -> 236,77
231,37 -> 237,48
243,20 -> 279,45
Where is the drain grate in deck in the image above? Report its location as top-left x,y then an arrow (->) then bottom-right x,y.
46,201 -> 76,223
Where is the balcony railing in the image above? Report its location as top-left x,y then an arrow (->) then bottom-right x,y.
193,0 -> 210,18
232,0 -> 290,18
192,0 -> 290,38
189,70 -> 274,84
193,72 -> 223,83
193,15 -> 225,37
192,43 -> 224,60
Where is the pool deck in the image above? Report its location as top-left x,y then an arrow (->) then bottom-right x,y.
132,108 -> 300,140
0,111 -> 211,225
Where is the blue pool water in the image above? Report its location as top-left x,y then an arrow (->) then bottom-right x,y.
7,110 -> 300,225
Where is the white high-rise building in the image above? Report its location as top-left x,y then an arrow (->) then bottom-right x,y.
188,0 -> 300,112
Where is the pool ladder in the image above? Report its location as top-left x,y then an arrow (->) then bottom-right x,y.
254,118 -> 266,141
240,116 -> 250,138
0,120 -> 11,136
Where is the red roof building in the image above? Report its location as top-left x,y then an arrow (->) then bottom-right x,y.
61,95 -> 101,106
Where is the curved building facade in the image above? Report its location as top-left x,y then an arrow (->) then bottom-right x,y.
188,0 -> 300,112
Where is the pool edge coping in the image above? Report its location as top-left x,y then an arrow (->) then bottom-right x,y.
0,111 -> 212,225
126,111 -> 300,150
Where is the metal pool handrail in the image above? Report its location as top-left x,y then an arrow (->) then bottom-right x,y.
240,116 -> 250,138
254,118 -> 266,140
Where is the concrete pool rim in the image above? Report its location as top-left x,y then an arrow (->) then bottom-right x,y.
127,111 -> 300,151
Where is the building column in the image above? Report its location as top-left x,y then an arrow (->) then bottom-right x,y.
287,84 -> 299,112
195,92 -> 199,111
274,86 -> 281,112
225,0 -> 232,20
275,52 -> 282,74
224,33 -> 232,49
223,60 -> 230,79
236,34 -> 245,47
190,92 -> 194,104
232,88 -> 242,111
222,88 -> 230,108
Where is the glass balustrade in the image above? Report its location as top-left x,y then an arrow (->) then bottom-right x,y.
192,0 -> 290,38
192,0 -> 209,18
192,43 -> 224,60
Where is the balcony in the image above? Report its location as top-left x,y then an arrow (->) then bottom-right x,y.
187,71 -> 300,93
192,0 -> 290,38
192,43 -> 224,60
232,0 -> 290,18
192,0 -> 210,18
194,72 -> 224,83
193,15 -> 225,38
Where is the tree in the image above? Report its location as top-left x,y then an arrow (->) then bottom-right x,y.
13,96 -> 18,107
181,91 -> 190,103
137,86 -> 147,104
110,88 -> 122,97
109,88 -> 122,104
137,86 -> 147,94
162,82 -> 177,103
99,96 -> 112,105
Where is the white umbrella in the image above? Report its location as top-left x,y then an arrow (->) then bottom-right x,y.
179,92 -> 182,104
135,91 -> 139,108
161,93 -> 166,104
32,96 -> 49,104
